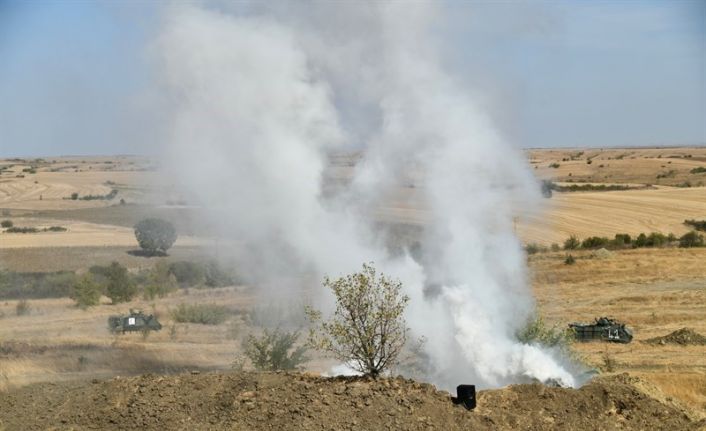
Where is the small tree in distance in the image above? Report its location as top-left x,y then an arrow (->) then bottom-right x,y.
134,218 -> 177,255
242,329 -> 308,371
104,261 -> 136,304
71,273 -> 102,309
305,263 -> 411,378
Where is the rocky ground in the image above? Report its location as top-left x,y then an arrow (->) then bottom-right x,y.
0,371 -> 702,430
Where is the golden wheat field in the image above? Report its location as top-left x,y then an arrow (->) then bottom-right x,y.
1,149 -> 705,416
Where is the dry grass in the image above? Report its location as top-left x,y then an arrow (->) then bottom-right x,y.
0,287 -> 256,391
527,146 -> 706,186
530,248 -> 706,413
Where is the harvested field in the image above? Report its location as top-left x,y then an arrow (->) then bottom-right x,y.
0,217 -> 207,249
0,371 -> 701,431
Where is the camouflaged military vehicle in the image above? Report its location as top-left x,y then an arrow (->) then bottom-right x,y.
108,309 -> 162,334
569,317 -> 633,344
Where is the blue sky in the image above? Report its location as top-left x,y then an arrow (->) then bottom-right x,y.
0,0 -> 704,156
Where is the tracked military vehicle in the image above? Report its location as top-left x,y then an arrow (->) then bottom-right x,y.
569,317 -> 632,344
108,309 -> 162,334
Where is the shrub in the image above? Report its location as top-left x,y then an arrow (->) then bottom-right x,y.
548,163 -> 560,168
634,233 -> 648,248
525,243 -> 541,255
71,274 -> 102,309
0,220 -> 12,228
550,243 -> 561,252
104,262 -> 136,304
45,226 -> 67,232
143,261 -> 178,300
684,219 -> 706,232
306,263 -> 410,378
516,315 -> 574,352
204,261 -> 235,287
581,236 -> 610,249
690,166 -> 706,174
612,233 -> 631,248
645,232 -> 668,247
563,235 -> 580,250
134,218 -> 177,255
679,231 -> 704,248
16,299 -> 31,316
5,226 -> 39,233
168,261 -> 205,286
242,329 -> 308,371
70,192 -> 79,200
564,254 -> 576,265
170,303 -> 228,325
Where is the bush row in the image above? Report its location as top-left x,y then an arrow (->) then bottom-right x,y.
526,230 -> 704,255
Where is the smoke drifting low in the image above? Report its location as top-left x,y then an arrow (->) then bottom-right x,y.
158,2 -> 577,389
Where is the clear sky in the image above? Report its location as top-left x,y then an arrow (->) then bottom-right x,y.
0,0 -> 704,156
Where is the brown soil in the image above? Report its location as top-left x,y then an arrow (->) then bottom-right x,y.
0,371 -> 701,431
645,328 -> 706,346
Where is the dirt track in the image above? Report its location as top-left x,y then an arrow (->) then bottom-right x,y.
0,371 -> 701,430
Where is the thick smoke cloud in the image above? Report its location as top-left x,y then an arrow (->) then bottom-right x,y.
157,2 -> 577,389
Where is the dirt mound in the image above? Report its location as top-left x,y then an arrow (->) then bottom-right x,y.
645,328 -> 706,346
0,371 -> 701,430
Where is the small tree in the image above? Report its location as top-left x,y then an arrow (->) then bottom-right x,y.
563,235 -> 580,250
0,220 -> 12,228
134,218 -> 177,255
679,231 -> 704,248
242,329 -> 308,371
71,274 -> 102,309
104,261 -> 136,304
144,261 -> 178,300
306,263 -> 410,378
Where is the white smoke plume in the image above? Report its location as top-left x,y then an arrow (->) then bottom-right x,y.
156,1 -> 577,389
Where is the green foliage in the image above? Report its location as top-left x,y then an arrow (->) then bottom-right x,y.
645,232 -> 668,247
634,233 -> 648,248
306,263 -> 410,378
170,303 -> 228,325
689,166 -> 706,174
46,226 -> 67,232
15,299 -> 31,316
581,236 -> 610,249
143,261 -> 178,300
679,231 -> 704,248
0,271 -> 78,299
564,254 -> 576,265
550,243 -> 561,252
134,218 -> 177,255
79,189 -> 118,200
684,219 -> 706,232
5,226 -> 39,233
168,261 -> 205,286
548,162 -> 560,168
563,235 -> 580,250
70,192 -> 79,200
525,243 -> 541,255
0,220 -> 12,228
204,261 -> 235,287
516,315 -> 574,353
104,262 -> 136,304
612,233 -> 632,247
242,328 -> 308,371
552,183 -> 632,192
71,274 -> 102,309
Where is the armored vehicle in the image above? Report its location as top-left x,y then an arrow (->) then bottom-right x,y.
569,317 -> 632,343
108,309 -> 162,334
